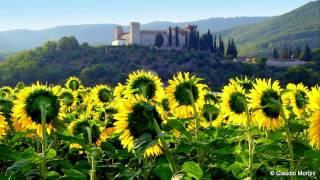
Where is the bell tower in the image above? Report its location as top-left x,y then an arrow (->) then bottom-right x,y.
129,22 -> 141,45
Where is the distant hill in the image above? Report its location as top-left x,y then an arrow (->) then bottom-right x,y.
0,38 -> 319,89
0,17 -> 269,53
220,0 -> 320,56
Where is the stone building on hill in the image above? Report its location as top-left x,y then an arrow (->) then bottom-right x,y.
112,22 -> 197,48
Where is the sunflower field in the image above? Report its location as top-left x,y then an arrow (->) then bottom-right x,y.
0,70 -> 319,180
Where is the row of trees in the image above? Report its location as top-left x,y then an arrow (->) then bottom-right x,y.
272,44 -> 313,61
184,29 -> 238,58
155,26 -> 238,58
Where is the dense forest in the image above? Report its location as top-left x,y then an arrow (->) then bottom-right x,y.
0,36 -> 319,91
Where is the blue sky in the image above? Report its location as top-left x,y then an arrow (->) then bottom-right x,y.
0,0 -> 314,31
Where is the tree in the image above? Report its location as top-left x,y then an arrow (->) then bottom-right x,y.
231,39 -> 238,58
196,31 -> 200,50
208,31 -> 213,52
213,35 -> 217,54
226,38 -> 231,56
175,26 -> 180,48
58,36 -> 79,51
289,47 -> 293,59
301,44 -> 312,61
168,26 -> 172,47
312,48 -> 320,70
155,33 -> 164,48
281,45 -> 289,59
218,35 -> 225,57
273,48 -> 279,59
184,34 -> 189,49
294,46 -> 302,58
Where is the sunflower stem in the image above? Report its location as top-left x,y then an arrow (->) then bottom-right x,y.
280,109 -> 295,180
152,118 -> 178,174
245,106 -> 254,179
40,105 -> 48,180
86,126 -> 97,180
187,90 -> 200,140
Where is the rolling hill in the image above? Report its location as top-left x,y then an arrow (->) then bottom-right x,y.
221,0 -> 320,56
0,17 -> 269,55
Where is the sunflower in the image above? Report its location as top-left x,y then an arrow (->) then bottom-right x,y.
11,83 -> 62,137
14,82 -> 25,92
202,102 -> 223,127
68,119 -> 104,149
230,76 -> 254,93
308,86 -> 320,111
0,98 -> 13,121
221,83 -> 248,126
114,95 -> 163,158
114,83 -> 126,101
65,77 -> 83,91
87,101 -> 118,128
307,86 -> 320,150
124,70 -> 165,102
282,83 -> 309,118
90,85 -> 113,105
96,127 -> 116,146
166,72 -> 207,119
0,86 -> 14,99
58,89 -> 78,113
249,79 -> 283,131
0,114 -> 9,139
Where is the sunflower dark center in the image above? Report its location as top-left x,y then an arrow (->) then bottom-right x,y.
131,77 -> 156,100
174,82 -> 199,105
0,92 -> 8,98
295,90 -> 307,109
25,90 -> 60,124
73,121 -> 100,143
260,90 -> 281,118
98,89 -> 112,103
202,104 -> 219,121
0,99 -> 13,119
69,80 -> 80,90
229,92 -> 247,114
127,102 -> 161,138
59,92 -> 74,106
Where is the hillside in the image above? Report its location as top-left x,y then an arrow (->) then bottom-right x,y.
221,0 -> 320,56
0,17 -> 269,54
0,37 -> 319,90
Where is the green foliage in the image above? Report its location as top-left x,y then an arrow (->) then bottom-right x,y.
58,36 -> 80,51
182,161 -> 203,179
0,37 -> 319,89
301,44 -> 313,61
155,33 -> 164,48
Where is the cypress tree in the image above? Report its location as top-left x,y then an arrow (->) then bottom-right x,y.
208,31 -> 213,52
218,35 -> 225,57
184,34 -> 189,49
196,31 -> 200,50
273,48 -> 279,59
175,26 -> 180,48
231,38 -> 237,58
294,46 -> 302,58
289,46 -> 293,59
226,38 -> 231,56
168,26 -> 172,47
155,33 -> 164,48
213,35 -> 217,54
301,44 -> 312,61
281,45 -> 289,59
